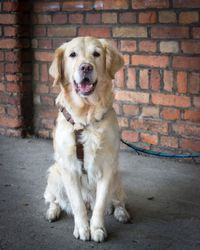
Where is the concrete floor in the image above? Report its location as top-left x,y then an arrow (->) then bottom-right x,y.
0,136 -> 200,250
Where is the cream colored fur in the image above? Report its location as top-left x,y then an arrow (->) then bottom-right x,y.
44,37 -> 130,242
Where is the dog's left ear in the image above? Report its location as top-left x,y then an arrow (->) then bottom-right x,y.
49,43 -> 67,86
100,39 -> 124,79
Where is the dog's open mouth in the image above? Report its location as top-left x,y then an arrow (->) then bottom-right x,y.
74,78 -> 97,96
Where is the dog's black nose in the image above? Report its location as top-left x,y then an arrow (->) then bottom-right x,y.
79,63 -> 93,74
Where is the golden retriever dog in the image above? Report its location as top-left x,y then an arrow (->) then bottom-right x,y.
44,37 -> 130,242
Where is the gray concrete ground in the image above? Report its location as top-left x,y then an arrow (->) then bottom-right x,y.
0,135 -> 200,250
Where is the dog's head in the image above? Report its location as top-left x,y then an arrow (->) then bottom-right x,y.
49,37 -> 124,97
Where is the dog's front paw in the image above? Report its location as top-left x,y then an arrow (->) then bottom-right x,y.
90,225 -> 107,242
114,206 -> 130,223
45,204 -> 61,222
73,224 -> 90,241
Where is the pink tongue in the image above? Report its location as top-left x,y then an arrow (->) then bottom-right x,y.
80,84 -> 93,93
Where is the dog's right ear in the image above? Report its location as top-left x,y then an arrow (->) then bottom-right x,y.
49,44 -> 67,86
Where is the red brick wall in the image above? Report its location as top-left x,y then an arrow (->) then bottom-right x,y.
0,0 -> 200,153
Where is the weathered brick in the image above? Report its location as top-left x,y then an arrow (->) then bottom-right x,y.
131,119 -> 168,134
179,11 -> 199,24
173,0 -> 200,8
161,108 -> 180,120
181,41 -> 200,54
52,14 -> 67,24
0,14 -> 16,24
117,117 -> 128,128
132,55 -> 169,68
150,69 -> 160,90
160,41 -> 179,53
0,117 -> 22,128
35,84 -> 49,94
115,90 -> 149,104
172,123 -> 200,137
159,11 -> 176,23
102,13 -> 117,24
192,28 -> 200,39
86,13 -> 101,24
151,27 -> 188,38
69,13 -> 83,24
121,130 -> 139,142
41,96 -> 55,106
34,2 -> 60,12
79,27 -> 111,38
33,14 -> 52,24
173,57 -> 200,70
115,69 -> 125,88
184,110 -> 200,122
41,64 -> 48,82
193,97 -> 200,108
95,0 -> 129,9
164,70 -> 173,92
33,26 -> 46,37
141,133 -> 158,145
121,40 -> 136,52
152,93 -> 191,107
6,83 -> 20,93
161,136 -> 178,148
38,39 -> 52,49
139,69 -> 149,89
177,72 -> 187,94
123,105 -> 139,116
4,26 -> 18,37
63,1 -> 93,11
180,139 -> 200,153
0,39 -> 18,49
113,27 -> 147,38
127,68 -> 136,89
139,12 -> 157,24
132,0 -> 169,9
119,12 -> 136,24
142,106 -> 159,118
48,27 -> 76,37
188,72 -> 200,94
34,51 -> 53,62
139,41 -> 157,52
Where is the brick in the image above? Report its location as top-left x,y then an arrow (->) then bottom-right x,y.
121,40 -> 136,52
6,83 -> 20,93
192,28 -> 200,39
161,108 -> 180,120
48,27 -> 76,37
160,41 -> 178,53
5,63 -> 21,73
179,11 -> 199,24
159,11 -> 176,23
123,54 -> 129,65
3,2 -> 19,11
126,68 -> 136,89
33,64 -> 39,81
52,14 -> 67,24
38,39 -> 52,49
0,117 -> 22,128
142,106 -> 159,118
173,57 -> 200,70
184,110 -> 200,122
69,14 -> 83,24
0,14 -> 16,24
180,139 -> 200,153
173,0 -> 200,8
164,70 -> 173,92
79,27 -> 111,38
161,136 -> 178,148
151,27 -> 188,38
95,0 -> 129,9
189,73 -> 200,94
152,93 -> 191,107
139,69 -> 149,89
0,82 -> 5,92
115,69 -> 125,88
0,106 -> 5,115
35,84 -> 49,94
181,41 -> 200,54
41,118 -> 55,130
102,13 -> 117,24
177,72 -> 187,94
113,27 -> 147,38
115,90 -> 149,104
139,12 -> 157,24
0,39 -> 18,49
193,97 -> 200,108
41,96 -> 55,106
33,26 -> 46,37
7,106 -> 20,116
0,51 -> 3,61
121,130 -> 139,143
41,64 -> 48,82
62,1 -> 93,11
139,41 -> 156,52
33,14 -> 51,24
131,119 -> 168,134
172,124 -> 200,137
132,55 -> 169,68
132,0 -> 169,9
4,26 -> 18,37
34,2 -> 60,12
141,133 -> 158,145
150,69 -> 160,90
117,117 -> 128,128
123,105 -> 139,116
113,103 -> 121,115
34,51 -> 53,62
6,74 -> 21,82
86,13 -> 101,24
119,12 -> 136,24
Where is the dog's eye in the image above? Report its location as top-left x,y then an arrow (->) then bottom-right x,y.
69,52 -> 76,58
93,51 -> 100,57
